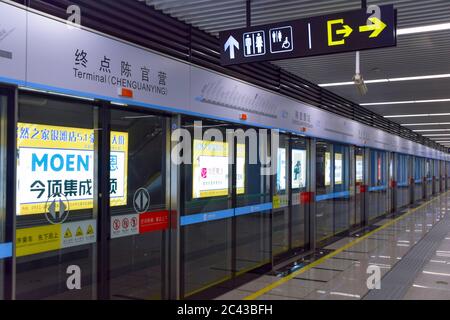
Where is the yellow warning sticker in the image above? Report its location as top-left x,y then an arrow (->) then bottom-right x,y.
87,224 -> 94,235
64,228 -> 73,239
76,226 -> 84,237
16,224 -> 61,257
16,219 -> 97,257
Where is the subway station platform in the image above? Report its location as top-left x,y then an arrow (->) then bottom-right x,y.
217,192 -> 450,300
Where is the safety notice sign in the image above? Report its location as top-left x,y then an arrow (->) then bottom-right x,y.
110,214 -> 139,239
16,219 -> 97,257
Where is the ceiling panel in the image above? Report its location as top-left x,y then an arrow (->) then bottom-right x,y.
141,0 -> 450,151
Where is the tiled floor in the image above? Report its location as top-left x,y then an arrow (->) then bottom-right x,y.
216,192 -> 450,300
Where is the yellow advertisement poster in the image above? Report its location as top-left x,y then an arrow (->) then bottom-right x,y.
17,123 -> 128,215
192,139 -> 245,198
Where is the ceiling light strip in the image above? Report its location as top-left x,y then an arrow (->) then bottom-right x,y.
386,113 -> 450,118
319,74 -> 450,87
362,99 -> 450,106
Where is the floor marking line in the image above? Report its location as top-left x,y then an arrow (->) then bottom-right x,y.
243,192 -> 449,300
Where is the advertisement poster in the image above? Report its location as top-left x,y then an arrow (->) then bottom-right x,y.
356,155 -> 364,183
292,149 -> 307,189
325,152 -> 331,186
277,148 -> 286,191
192,140 -> 245,198
378,156 -> 382,181
16,123 -> 128,215
335,153 -> 343,185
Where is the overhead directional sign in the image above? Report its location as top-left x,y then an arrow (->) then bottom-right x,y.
220,5 -> 396,66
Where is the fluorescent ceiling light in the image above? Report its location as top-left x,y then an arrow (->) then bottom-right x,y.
398,23 -> 450,36
320,79 -> 388,87
362,99 -> 450,106
423,134 -> 450,137
402,122 -> 450,126
385,113 -> 450,118
413,129 -> 450,132
319,73 -> 450,87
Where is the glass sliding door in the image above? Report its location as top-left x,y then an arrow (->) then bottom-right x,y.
234,125 -> 271,274
353,147 -> 364,228
396,154 -> 410,210
315,140 -> 351,245
333,144 -> 351,234
180,118 -> 233,298
433,160 -> 439,195
425,159 -> 433,198
272,134 -> 289,258
0,89 -> 11,299
108,108 -> 169,300
414,157 -> 424,202
368,149 -> 388,221
180,119 -> 274,297
15,92 -> 98,299
290,136 -> 309,253
315,141 -> 333,242
273,134 -> 310,264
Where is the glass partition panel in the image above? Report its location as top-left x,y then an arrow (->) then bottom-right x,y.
108,108 -> 168,300
315,141 -> 333,243
15,92 -> 98,299
333,144 -> 351,234
368,149 -> 388,220
396,154 -> 410,209
235,125 -> 271,273
180,118 -> 232,298
353,147 -> 364,228
0,93 -> 7,299
272,134 -> 289,257
290,136 -> 309,251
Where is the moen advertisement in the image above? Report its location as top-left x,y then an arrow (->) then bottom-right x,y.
292,149 -> 307,189
17,123 -> 128,215
192,140 -> 245,198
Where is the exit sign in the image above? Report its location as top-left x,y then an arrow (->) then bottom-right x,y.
220,5 -> 397,66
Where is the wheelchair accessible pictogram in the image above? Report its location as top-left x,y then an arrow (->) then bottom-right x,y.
269,26 -> 293,54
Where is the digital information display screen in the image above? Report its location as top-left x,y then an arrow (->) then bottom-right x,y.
192,139 -> 245,198
16,123 -> 128,215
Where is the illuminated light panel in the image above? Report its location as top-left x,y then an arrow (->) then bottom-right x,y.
385,113 -> 450,118
319,73 -> 450,87
423,134 -> 450,137
402,122 -> 450,126
413,129 -> 450,132
361,99 -> 450,106
397,22 -> 450,35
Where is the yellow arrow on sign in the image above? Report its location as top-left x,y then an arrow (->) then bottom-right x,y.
327,19 -> 353,46
336,24 -> 353,38
359,17 -> 387,38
